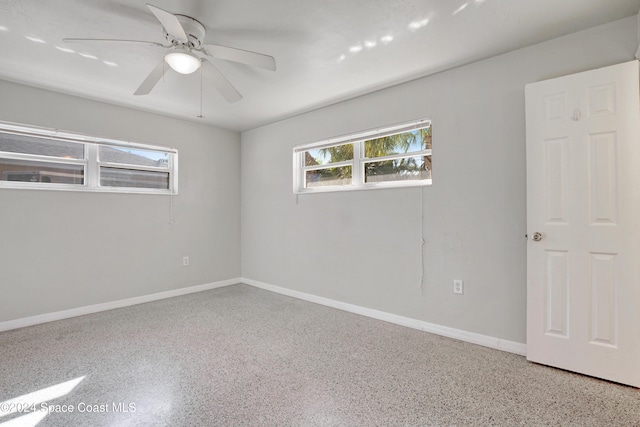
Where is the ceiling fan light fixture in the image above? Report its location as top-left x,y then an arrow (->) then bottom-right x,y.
164,50 -> 201,74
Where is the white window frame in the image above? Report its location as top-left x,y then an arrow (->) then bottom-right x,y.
0,121 -> 178,194
293,119 -> 431,194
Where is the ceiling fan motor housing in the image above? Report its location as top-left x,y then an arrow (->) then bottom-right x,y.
164,15 -> 206,48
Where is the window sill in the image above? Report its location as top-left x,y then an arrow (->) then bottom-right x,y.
295,178 -> 432,195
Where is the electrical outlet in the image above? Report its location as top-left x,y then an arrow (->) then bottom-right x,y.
183,256 -> 190,266
453,279 -> 464,294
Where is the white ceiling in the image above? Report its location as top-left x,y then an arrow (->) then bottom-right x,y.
0,0 -> 639,132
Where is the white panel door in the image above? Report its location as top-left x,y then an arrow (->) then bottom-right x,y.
526,61 -> 640,388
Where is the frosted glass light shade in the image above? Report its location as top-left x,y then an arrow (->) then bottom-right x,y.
164,51 -> 201,74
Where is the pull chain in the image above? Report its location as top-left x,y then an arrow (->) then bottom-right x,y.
197,64 -> 204,119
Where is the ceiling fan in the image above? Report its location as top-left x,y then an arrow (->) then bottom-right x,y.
63,3 -> 276,103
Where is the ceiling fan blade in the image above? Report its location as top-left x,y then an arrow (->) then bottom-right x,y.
63,38 -> 167,48
201,59 -> 242,103
134,60 -> 169,96
146,4 -> 188,43
202,44 -> 276,71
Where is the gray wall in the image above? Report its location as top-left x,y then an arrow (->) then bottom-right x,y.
240,17 -> 638,344
0,81 -> 241,322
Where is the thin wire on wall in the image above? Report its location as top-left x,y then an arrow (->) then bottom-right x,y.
169,193 -> 175,225
420,185 -> 426,295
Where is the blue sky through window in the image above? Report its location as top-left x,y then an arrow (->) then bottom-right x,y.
111,147 -> 168,162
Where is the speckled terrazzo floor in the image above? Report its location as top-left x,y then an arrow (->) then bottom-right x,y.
1,284 -> 639,426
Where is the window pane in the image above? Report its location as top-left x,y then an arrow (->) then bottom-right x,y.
364,126 -> 431,158
0,159 -> 84,184
100,167 -> 169,189
305,143 -> 353,166
365,155 -> 431,183
0,132 -> 84,159
99,146 -> 169,168
305,166 -> 352,188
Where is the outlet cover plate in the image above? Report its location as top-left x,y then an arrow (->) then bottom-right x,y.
453,279 -> 463,294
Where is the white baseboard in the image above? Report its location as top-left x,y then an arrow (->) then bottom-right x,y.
1,278 -> 528,357
0,278 -> 241,332
241,277 -> 527,356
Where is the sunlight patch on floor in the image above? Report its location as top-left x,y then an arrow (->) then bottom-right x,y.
0,376 -> 85,426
